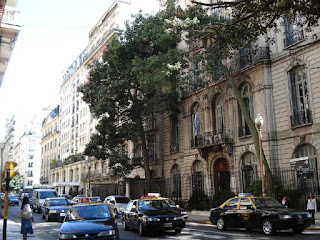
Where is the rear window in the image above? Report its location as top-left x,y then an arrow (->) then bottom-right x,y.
115,197 -> 130,203
49,199 -> 68,206
39,191 -> 58,199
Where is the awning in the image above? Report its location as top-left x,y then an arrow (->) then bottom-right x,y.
53,182 -> 80,187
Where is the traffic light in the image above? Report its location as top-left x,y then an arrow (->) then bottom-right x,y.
5,161 -> 17,180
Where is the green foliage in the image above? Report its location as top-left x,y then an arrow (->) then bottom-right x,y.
1,171 -> 22,193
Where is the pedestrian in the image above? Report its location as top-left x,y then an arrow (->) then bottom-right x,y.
307,193 -> 317,224
281,196 -> 289,207
19,196 -> 33,240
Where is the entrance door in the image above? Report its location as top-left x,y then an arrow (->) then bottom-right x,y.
214,159 -> 230,191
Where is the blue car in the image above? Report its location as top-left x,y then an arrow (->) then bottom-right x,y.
59,202 -> 119,240
41,197 -> 70,222
8,195 -> 19,206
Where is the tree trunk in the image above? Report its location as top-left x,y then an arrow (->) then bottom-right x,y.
217,61 -> 274,196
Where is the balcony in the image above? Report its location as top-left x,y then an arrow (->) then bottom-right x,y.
191,129 -> 233,149
2,6 -> 20,27
284,30 -> 304,48
290,109 -> 313,128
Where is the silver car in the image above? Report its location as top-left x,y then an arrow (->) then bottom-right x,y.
104,195 -> 130,214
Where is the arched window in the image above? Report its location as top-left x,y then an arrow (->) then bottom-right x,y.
171,164 -> 181,200
289,67 -> 312,127
213,95 -> 224,134
214,158 -> 230,191
241,152 -> 258,191
238,83 -> 252,137
294,144 -> 318,193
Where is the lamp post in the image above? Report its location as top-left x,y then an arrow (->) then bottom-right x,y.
87,158 -> 91,197
0,143 -> 4,218
255,114 -> 266,197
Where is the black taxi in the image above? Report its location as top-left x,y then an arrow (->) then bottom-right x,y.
209,193 -> 313,235
122,197 -> 185,236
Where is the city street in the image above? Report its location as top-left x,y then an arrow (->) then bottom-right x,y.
3,204 -> 320,240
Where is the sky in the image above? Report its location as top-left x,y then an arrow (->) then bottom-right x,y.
0,0 -> 113,140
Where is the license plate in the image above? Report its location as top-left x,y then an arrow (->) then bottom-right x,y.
164,222 -> 172,228
60,213 -> 66,216
297,219 -> 304,224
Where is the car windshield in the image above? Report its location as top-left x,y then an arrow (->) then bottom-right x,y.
115,197 -> 130,203
39,191 -> 58,199
74,204 -> 111,219
138,200 -> 171,211
49,199 -> 68,206
164,199 -> 176,207
251,197 -> 285,208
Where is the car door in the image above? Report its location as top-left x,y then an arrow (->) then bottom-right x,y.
124,201 -> 135,227
221,198 -> 240,227
238,198 -> 255,228
130,201 -> 139,228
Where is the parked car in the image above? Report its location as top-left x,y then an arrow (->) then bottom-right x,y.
122,197 -> 185,236
59,202 -> 119,240
104,195 -> 131,214
41,197 -> 70,222
32,189 -> 58,212
8,195 -> 19,206
209,193 -> 313,235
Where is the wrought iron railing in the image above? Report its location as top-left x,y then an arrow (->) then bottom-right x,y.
290,109 -> 313,128
191,129 -> 233,148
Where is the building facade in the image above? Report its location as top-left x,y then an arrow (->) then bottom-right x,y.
40,106 -> 59,185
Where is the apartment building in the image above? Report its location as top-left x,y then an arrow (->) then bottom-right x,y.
3,117 -> 15,164
15,117 -> 42,188
50,0 -> 160,198
0,0 -> 20,87
40,106 -> 59,185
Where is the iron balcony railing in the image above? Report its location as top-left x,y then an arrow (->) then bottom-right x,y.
290,109 -> 313,128
191,129 -> 233,149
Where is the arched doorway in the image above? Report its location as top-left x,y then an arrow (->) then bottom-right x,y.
294,144 -> 319,194
214,158 -> 230,191
191,160 -> 205,209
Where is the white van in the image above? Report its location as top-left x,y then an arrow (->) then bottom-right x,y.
32,189 -> 58,212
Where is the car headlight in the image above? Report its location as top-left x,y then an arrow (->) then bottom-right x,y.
98,230 -> 116,236
174,216 -> 183,220
59,233 -> 76,239
280,214 -> 292,219
148,217 -> 161,222
49,210 -> 57,213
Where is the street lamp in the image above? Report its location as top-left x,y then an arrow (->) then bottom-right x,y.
0,143 -> 4,218
87,158 -> 91,197
255,114 -> 266,197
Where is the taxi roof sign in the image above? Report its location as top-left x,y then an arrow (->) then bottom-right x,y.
238,193 -> 253,197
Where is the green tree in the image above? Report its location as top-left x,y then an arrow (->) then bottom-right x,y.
1,171 -> 22,193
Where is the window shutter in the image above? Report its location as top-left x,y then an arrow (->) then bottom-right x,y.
288,71 -> 297,114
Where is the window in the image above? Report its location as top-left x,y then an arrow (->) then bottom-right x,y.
147,135 -> 157,164
28,162 -> 33,168
283,16 -> 304,47
238,83 -> 252,137
28,155 -> 34,160
191,103 -> 202,148
224,198 -> 239,209
171,164 -> 181,199
241,152 -> 258,191
214,95 -> 224,134
170,115 -> 179,153
289,67 -> 312,127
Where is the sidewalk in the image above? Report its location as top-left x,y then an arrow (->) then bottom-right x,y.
0,219 -> 41,240
188,210 -> 320,230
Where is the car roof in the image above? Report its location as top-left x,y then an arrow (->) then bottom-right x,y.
138,197 -> 164,201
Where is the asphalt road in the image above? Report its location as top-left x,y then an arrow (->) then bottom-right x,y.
6,204 -> 320,240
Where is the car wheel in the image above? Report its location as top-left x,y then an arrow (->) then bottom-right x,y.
46,214 -> 50,222
175,229 -> 182,234
139,222 -> 145,236
122,219 -> 129,231
292,226 -> 305,234
262,219 -> 275,235
216,217 -> 227,231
